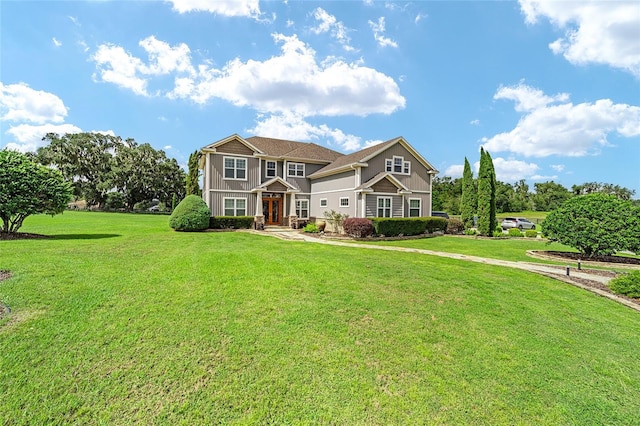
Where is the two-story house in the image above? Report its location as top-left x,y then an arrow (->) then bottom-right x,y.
200,134 -> 438,227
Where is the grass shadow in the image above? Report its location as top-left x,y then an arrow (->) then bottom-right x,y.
48,234 -> 121,240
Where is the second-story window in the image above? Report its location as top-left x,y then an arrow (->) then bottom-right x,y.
385,156 -> 410,175
224,157 -> 247,180
287,162 -> 305,177
266,161 -> 276,178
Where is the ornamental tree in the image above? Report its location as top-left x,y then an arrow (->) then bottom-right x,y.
0,150 -> 72,234
476,148 -> 497,236
543,193 -> 640,258
460,157 -> 476,228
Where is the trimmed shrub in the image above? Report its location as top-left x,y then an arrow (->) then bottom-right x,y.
209,216 -> 254,229
426,217 -> 448,233
302,223 -> 320,233
371,218 -> 427,237
464,228 -> 477,236
169,195 -> 210,231
525,230 -> 538,238
343,218 -> 374,238
508,228 -> 523,237
445,218 -> 465,235
609,271 -> 640,299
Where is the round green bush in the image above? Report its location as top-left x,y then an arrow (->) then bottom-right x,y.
609,271 -> 640,299
525,230 -> 538,238
169,195 -> 210,232
508,228 -> 523,237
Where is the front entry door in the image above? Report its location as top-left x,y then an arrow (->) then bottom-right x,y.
262,198 -> 281,225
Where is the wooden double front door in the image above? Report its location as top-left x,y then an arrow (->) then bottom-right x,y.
262,197 -> 282,226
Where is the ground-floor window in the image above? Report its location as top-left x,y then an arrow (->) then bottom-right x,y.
377,197 -> 392,217
224,198 -> 246,216
340,197 -> 349,207
296,199 -> 309,219
409,198 -> 421,217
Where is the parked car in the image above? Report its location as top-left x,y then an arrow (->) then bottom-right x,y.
148,205 -> 160,212
501,217 -> 535,230
431,211 -> 450,219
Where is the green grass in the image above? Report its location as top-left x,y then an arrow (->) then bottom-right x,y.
362,235 -> 576,264
1,211 -> 640,424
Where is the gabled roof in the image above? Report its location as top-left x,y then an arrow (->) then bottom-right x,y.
202,134 -> 263,153
308,136 -> 438,179
246,136 -> 343,163
356,172 -> 411,193
252,176 -> 300,192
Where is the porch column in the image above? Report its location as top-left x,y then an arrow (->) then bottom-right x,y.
288,191 -> 298,228
254,191 -> 264,230
361,193 -> 367,218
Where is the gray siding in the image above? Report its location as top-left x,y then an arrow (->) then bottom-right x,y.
208,192 -> 255,217
372,178 -> 398,193
365,194 -> 403,218
362,144 -> 431,192
285,162 -> 325,193
261,159 -> 283,182
404,194 -> 431,217
209,153 -> 260,191
310,190 -> 354,218
310,170 -> 355,193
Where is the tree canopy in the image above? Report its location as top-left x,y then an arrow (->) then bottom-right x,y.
0,149 -> 72,234
37,132 -> 185,210
543,193 -> 640,257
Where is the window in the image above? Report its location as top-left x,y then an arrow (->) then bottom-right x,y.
340,197 -> 349,207
320,198 -> 327,207
287,162 -> 305,177
409,199 -> 421,217
385,156 -> 410,175
377,197 -> 392,217
296,199 -> 309,219
224,157 -> 246,180
266,161 -> 276,178
224,198 -> 246,216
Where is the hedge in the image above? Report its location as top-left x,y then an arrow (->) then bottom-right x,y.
169,195 -> 210,232
209,216 -> 254,229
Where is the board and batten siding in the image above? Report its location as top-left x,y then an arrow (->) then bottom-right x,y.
362,143 -> 431,192
208,153 -> 260,191
208,191 -> 255,217
365,194 -> 403,218
261,159 -> 284,182
285,162 -> 326,193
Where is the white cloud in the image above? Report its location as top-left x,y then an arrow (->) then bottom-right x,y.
470,119 -> 480,125
248,112 -> 363,152
166,33 -> 405,117
0,82 -> 68,124
78,40 -> 90,53
444,164 -> 464,178
310,8 -> 354,52
5,123 -> 82,153
494,82 -> 568,112
492,157 -> 540,182
52,37 -> 62,47
415,13 -> 428,24
519,0 -> 640,76
92,36 -> 195,96
164,145 -> 172,150
484,83 -> 640,157
368,17 -> 398,48
166,0 -> 262,19
550,164 -> 565,172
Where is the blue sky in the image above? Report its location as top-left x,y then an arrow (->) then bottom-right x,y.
1,0 -> 639,195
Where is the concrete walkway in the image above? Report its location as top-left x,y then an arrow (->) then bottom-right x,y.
250,228 -> 640,312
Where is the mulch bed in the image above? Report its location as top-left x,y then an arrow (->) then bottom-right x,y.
543,250 -> 640,266
0,232 -> 48,240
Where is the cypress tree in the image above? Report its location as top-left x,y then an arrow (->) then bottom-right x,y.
185,150 -> 202,196
477,148 -> 491,235
486,150 -> 497,233
460,157 -> 476,228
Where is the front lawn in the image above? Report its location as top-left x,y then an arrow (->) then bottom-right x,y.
1,211 -> 639,424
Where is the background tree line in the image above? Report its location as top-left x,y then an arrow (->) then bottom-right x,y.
433,176 -> 636,214
36,132 -> 188,211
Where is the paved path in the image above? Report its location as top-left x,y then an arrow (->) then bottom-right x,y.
251,229 -> 640,312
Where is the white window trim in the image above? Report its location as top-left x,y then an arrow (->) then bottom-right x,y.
223,197 -> 247,216
385,155 -> 410,175
296,199 -> 309,219
223,156 -> 247,181
377,196 -> 392,218
266,160 -> 277,178
287,162 -> 305,177
319,198 -> 328,207
409,198 -> 421,217
339,197 -> 350,208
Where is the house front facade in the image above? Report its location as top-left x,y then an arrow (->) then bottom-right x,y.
200,134 -> 438,227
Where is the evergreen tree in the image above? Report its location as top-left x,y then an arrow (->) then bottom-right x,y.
476,148 -> 497,236
186,150 -> 202,196
460,157 -> 476,228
